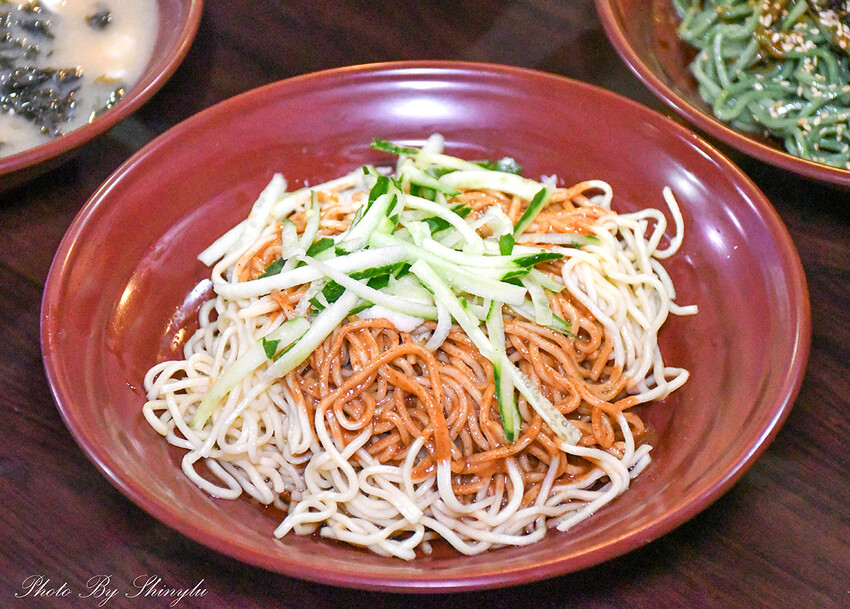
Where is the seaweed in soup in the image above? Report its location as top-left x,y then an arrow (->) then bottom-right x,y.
0,1 -> 53,65
2,65 -> 82,136
86,5 -> 112,30
0,1 -> 124,141
0,2 -> 81,136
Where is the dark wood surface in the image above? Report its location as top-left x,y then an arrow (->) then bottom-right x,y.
1,1 -> 848,607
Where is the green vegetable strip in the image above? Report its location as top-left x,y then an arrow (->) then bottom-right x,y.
265,290 -> 361,380
206,139 -> 587,444
419,236 -> 561,270
509,301 -> 573,335
305,237 -> 334,257
399,161 -> 461,197
297,255 -> 438,319
191,317 -> 310,429
500,362 -> 582,446
513,187 -> 552,237
499,233 -> 515,255
438,169 -> 546,201
410,260 -> 494,357
299,190 -> 321,250
400,193 -> 485,254
521,276 -> 554,328
411,260 -> 580,445
368,233 -> 528,305
486,301 -> 522,442
336,192 -> 396,252
215,246 -> 408,300
371,138 -> 420,156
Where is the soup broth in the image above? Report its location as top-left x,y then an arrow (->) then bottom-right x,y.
0,0 -> 159,158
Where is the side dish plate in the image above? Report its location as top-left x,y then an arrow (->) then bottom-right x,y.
596,0 -> 850,188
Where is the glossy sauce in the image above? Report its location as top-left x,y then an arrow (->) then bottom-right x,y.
0,0 -> 159,157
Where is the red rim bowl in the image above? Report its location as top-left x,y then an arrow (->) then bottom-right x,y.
596,0 -> 850,188
40,61 -> 811,592
0,0 -> 204,190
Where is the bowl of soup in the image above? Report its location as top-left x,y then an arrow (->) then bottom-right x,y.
0,0 -> 203,190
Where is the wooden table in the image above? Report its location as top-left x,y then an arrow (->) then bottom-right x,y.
2,2 -> 847,607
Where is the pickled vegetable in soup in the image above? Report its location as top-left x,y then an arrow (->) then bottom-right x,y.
0,0 -> 159,158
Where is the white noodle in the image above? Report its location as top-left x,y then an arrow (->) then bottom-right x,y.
142,163 -> 696,559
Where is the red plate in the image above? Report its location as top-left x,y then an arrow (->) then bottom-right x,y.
41,61 -> 810,591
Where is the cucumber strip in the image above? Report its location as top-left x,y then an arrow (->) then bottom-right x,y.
508,301 -> 573,335
280,218 -> 298,252
295,279 -> 326,317
513,187 -> 553,237
198,169 -> 364,266
385,273 -> 435,304
371,138 -> 420,156
413,151 -> 489,172
259,258 -> 285,278
265,289 -> 361,380
190,317 -> 310,429
372,233 -> 527,303
198,174 -> 288,267
499,234 -> 515,256
521,276 -> 554,328
413,261 -> 579,445
374,137 -> 519,177
436,263 -> 527,305
400,193 -> 485,254
277,218 -> 302,274
305,237 -> 334,257
528,268 -> 565,293
438,169 -> 545,201
500,364 -> 582,446
369,233 -> 528,304
372,138 -> 479,173
335,192 -> 396,253
486,301 -> 522,442
213,246 -> 407,300
299,190 -> 322,250
399,160 -> 461,197
409,260 -> 494,359
405,221 -> 433,246
421,237 -> 559,270
297,255 -> 438,320
516,232 -> 600,247
356,305 -> 424,332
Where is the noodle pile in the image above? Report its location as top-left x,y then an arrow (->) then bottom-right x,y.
143,137 -> 696,558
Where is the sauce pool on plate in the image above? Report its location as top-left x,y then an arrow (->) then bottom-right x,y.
0,0 -> 159,158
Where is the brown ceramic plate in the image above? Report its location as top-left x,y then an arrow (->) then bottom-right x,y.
0,0 -> 204,190
41,61 -> 810,591
596,0 -> 850,188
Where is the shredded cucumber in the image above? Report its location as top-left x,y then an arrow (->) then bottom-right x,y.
486,301 -> 522,442
205,138 -> 589,443
438,169 -> 545,201
265,290 -> 361,380
191,317 -> 310,429
412,260 -> 580,446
